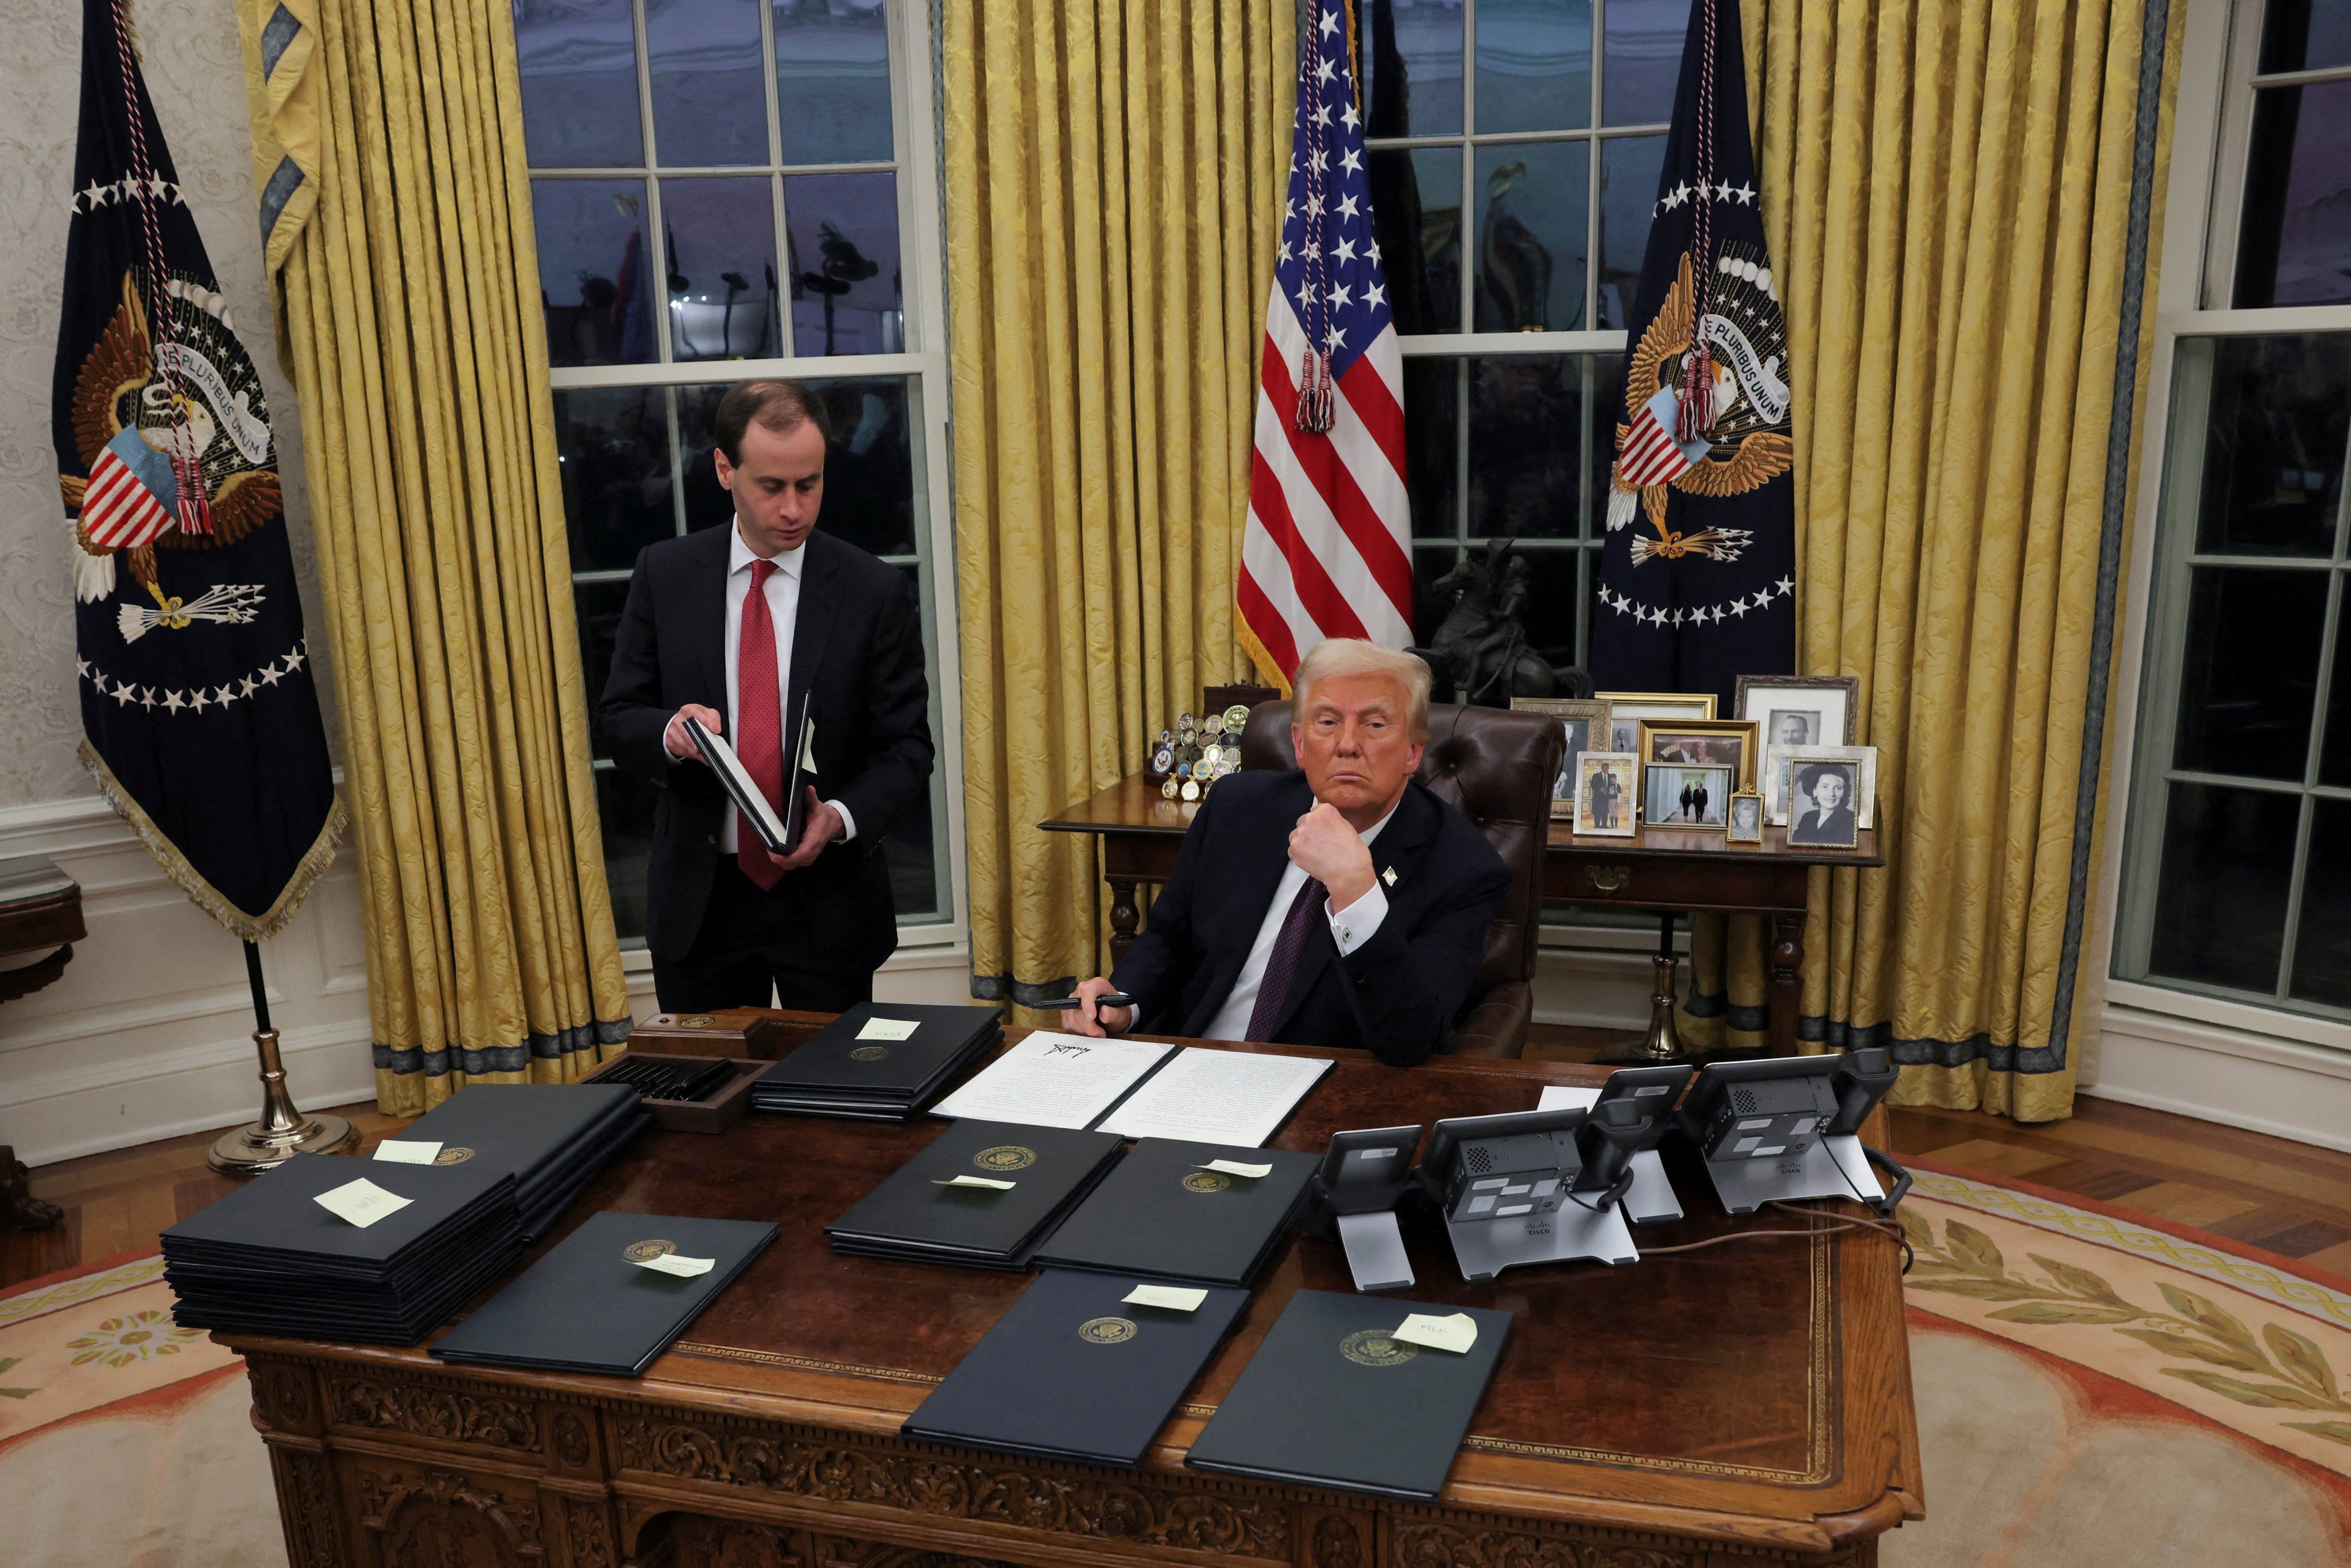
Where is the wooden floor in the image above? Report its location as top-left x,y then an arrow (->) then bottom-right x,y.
9,1044 -> 2351,1289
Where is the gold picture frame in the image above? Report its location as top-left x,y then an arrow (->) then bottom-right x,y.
1570,752 -> 1639,837
1635,718 -> 1760,791
1597,691 -> 1717,753
1510,698 -> 1613,819
1726,789 -> 1764,844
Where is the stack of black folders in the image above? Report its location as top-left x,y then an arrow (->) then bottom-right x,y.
753,1002 -> 1004,1121
162,1154 -> 522,1345
824,1120 -> 1125,1269
902,1268 -> 1249,1466
395,1083 -> 650,1239
431,1211 -> 778,1376
1186,1290 -> 1513,1500
1031,1139 -> 1320,1288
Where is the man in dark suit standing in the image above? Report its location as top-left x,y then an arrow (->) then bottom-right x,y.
598,380 -> 933,1011
1066,640 -> 1508,1067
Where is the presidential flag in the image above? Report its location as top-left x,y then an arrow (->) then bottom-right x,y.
52,0 -> 340,939
1237,1 -> 1412,688
1589,0 -> 1796,706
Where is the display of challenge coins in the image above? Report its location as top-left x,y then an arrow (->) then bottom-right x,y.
1149,702 -> 1250,800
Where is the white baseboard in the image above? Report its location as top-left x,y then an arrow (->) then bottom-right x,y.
2082,1002 -> 2351,1155
1531,939 -> 1665,1034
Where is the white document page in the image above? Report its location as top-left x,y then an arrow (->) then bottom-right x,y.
1537,1084 -> 1600,1112
929,1032 -> 1171,1130
1096,1047 -> 1333,1147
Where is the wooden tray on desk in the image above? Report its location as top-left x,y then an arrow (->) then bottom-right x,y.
580,1051 -> 765,1135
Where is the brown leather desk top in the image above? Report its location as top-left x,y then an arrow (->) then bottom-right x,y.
225,1032 -> 1919,1554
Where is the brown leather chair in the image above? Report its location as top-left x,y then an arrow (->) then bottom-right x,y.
1236,700 -> 1563,1059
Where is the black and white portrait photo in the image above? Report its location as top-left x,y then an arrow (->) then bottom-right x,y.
1788,762 -> 1860,847
1768,709 -> 1818,749
1728,792 -> 1763,842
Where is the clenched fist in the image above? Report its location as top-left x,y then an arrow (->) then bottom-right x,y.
1287,800 -> 1376,912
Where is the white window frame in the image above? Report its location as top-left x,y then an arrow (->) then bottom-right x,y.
531,0 -> 969,966
2094,0 -> 2351,1055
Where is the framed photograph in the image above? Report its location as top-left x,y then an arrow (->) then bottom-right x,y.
1737,676 -> 1856,818
1643,762 -> 1732,831
1726,790 -> 1764,844
1598,691 -> 1717,753
1570,752 -> 1638,837
1781,758 -> 1861,848
1636,718 -> 1760,789
1510,698 -> 1613,819
1764,743 -> 1879,828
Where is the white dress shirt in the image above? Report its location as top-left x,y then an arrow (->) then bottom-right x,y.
715,523 -> 856,854
1200,803 -> 1396,1042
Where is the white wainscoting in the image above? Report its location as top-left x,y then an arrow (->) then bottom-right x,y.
2084,1002 -> 2351,1155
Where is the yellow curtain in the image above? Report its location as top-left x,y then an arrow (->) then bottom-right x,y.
943,0 -> 1296,1004
236,0 -> 633,1113
1698,0 -> 2186,1119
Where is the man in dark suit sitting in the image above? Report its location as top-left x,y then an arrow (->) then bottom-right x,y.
598,380 -> 933,1012
1066,640 -> 1509,1066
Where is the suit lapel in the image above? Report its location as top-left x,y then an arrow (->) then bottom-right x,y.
783,533 -> 842,784
690,524 -> 733,706
1266,784 -> 1437,1039
1190,775 -> 1310,1033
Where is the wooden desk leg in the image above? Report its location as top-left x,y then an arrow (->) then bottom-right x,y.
1770,912 -> 1803,1057
1108,876 -> 1141,963
1,1144 -> 63,1231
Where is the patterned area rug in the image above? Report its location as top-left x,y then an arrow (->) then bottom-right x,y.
6,1169 -> 2351,1566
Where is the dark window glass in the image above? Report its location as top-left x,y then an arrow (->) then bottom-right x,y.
1469,354 -> 1581,538
533,179 -> 658,367
2233,80 -> 2351,308
774,0 -> 894,164
556,388 -> 675,572
2259,0 -> 2351,73
2170,567 -> 2329,780
886,562 -> 940,919
644,0 -> 769,167
2323,601 -> 2351,786
1413,544 -> 1466,645
2290,797 -> 2351,1006
1513,544 -> 1583,667
1362,0 -> 1465,137
2146,782 -> 2302,993
1590,352 -> 1626,537
659,177 -> 783,361
514,0 -> 642,168
1474,141 -> 1587,332
2187,334 -> 2351,557
1603,0 -> 1683,127
1598,134 -> 1666,328
784,172 -> 903,355
574,579 -> 638,745
1368,148 -> 1463,334
1401,356 -> 1460,539
674,377 -> 917,556
1475,0 -> 1591,134
595,766 -> 657,947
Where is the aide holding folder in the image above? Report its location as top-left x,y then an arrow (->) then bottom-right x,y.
599,380 -> 933,1012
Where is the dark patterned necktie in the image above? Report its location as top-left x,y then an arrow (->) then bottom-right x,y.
1244,876 -> 1327,1041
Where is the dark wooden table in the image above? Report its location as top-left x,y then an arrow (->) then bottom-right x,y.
0,855 -> 82,1231
222,1016 -> 1920,1567
1041,775 -> 1884,1056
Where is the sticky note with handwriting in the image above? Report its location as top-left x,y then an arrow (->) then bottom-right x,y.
856,1017 -> 921,1042
1392,1311 -> 1478,1353
371,1140 -> 441,1165
314,1177 -> 412,1228
1123,1283 -> 1208,1312
634,1252 -> 716,1278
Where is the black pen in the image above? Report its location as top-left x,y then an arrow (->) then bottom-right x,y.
1032,994 -> 1136,1009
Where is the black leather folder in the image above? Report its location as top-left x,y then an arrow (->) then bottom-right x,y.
824,1121 -> 1126,1268
431,1211 -> 778,1376
761,1004 -> 1005,1097
1030,1139 -> 1318,1288
393,1082 -> 648,1237
903,1268 -> 1248,1466
1184,1289 -> 1512,1500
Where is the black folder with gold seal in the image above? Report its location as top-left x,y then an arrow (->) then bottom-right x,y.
1029,1137 -> 1319,1288
824,1121 -> 1126,1269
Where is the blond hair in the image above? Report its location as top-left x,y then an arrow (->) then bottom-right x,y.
1292,639 -> 1432,741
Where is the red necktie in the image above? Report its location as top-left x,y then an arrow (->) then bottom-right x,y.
1244,877 -> 1327,1041
735,558 -> 784,891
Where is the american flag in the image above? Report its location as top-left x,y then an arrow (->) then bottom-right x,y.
1237,3 -> 1411,686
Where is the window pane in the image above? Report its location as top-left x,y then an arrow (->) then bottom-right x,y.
1362,0 -> 1464,137
2259,0 -> 2351,73
671,384 -> 738,534
886,562 -> 942,921
2233,80 -> 2351,308
514,0 -> 642,168
645,0 -> 769,167
785,172 -> 904,355
1402,357 -> 1460,538
1604,0 -> 1684,127
774,0 -> 893,164
555,387 -> 675,572
595,766 -> 657,947
1514,545 -> 1582,665
574,579 -> 637,734
1369,148 -> 1463,334
1475,142 -> 1587,332
1414,544 -> 1465,646
1468,354 -> 1580,538
533,179 -> 658,367
2185,335 -> 2351,557
2323,600 -> 2351,786
2291,797 -> 2351,1006
2170,567 -> 2329,780
2145,781 -> 2300,994
1590,352 -> 1625,539
673,376 -> 919,556
1598,134 -> 1666,328
659,177 -> 783,361
1475,0 -> 1590,135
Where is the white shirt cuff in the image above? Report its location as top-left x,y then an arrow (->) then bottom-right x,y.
1326,881 -> 1387,957
827,799 -> 858,843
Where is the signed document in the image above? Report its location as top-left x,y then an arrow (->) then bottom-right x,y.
1097,1047 -> 1332,1148
929,1031 -> 1172,1130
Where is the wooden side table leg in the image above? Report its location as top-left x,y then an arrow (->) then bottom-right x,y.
1108,877 -> 1141,963
1770,912 -> 1803,1058
1,1144 -> 63,1231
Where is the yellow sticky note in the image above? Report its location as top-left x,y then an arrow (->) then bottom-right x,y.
371,1139 -> 441,1165
1392,1311 -> 1478,1353
634,1252 -> 715,1278
1123,1284 -> 1207,1312
1198,1159 -> 1273,1179
857,1017 -> 921,1042
934,1175 -> 1017,1191
314,1177 -> 412,1229
800,720 -> 818,774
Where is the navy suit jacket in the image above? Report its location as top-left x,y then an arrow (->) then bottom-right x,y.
1109,771 -> 1509,1066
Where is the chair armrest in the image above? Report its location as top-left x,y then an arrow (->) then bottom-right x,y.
1444,979 -> 1531,1059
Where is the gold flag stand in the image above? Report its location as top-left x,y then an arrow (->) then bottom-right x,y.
208,938 -> 356,1174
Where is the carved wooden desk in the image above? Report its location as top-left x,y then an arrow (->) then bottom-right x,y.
1040,777 -> 1884,1056
222,1025 -> 1920,1567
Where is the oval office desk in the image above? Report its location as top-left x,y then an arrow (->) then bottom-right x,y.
219,1016 -> 1922,1567
1041,774 -> 1885,1059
